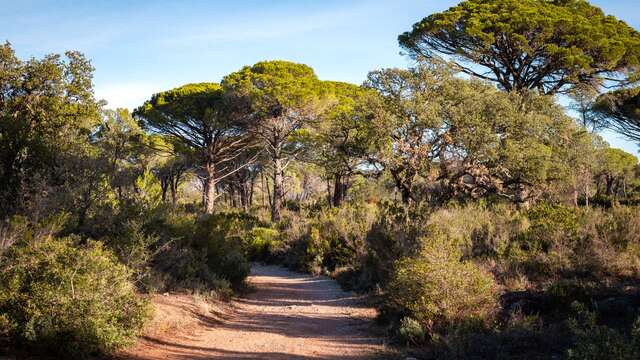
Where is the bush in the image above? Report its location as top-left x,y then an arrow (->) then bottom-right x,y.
244,226 -> 280,261
0,236 -> 151,358
398,317 -> 426,345
195,212 -> 254,288
567,303 -> 640,360
426,203 -> 526,259
105,220 -> 160,286
276,203 -> 378,275
387,228 -> 497,333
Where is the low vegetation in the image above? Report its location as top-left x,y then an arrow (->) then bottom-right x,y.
3,0 -> 640,358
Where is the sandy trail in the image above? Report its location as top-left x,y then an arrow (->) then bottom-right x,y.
119,264 -> 390,359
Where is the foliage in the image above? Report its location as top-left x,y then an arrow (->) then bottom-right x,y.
567,303 -> 640,359
593,87 -> 640,143
135,82 -> 250,214
223,60 -> 324,221
398,317 -> 426,345
194,212 -> 256,288
363,62 -> 584,206
399,0 -> 640,94
387,229 -> 497,333
0,235 -> 151,357
0,42 -> 100,217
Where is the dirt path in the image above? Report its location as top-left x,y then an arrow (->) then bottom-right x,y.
119,264 -> 391,359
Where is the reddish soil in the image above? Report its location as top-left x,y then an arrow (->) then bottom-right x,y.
117,264 -> 393,359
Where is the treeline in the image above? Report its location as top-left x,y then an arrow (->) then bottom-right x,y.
2,0 -> 640,358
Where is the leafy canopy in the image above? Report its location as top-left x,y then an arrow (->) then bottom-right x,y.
222,60 -> 323,119
0,42 -> 99,216
134,83 -> 228,150
593,87 -> 640,143
597,147 -> 638,179
399,0 -> 640,94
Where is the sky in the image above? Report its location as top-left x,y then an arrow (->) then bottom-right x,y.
2,0 -> 640,154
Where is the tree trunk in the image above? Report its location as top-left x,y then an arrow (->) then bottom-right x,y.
606,176 -> 614,196
272,157 -> 284,222
160,176 -> 169,203
333,175 -> 343,207
249,175 -> 255,207
584,183 -> 590,207
170,176 -> 178,208
203,161 -> 216,214
391,170 -> 412,206
239,181 -> 248,210
400,187 -> 412,206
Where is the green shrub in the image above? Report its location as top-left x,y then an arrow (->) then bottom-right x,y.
244,227 -> 280,261
567,303 -> 640,360
0,236 -> 151,357
276,203 -> 378,275
387,229 -> 497,333
398,317 -> 426,345
521,203 -> 579,253
105,220 -> 160,286
427,203 -> 526,259
363,201 -> 424,287
195,212 -> 254,288
594,206 -> 640,251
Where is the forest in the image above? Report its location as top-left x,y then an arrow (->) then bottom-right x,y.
2,0 -> 640,359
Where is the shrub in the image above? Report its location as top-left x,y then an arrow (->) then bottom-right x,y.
0,236 -> 151,358
276,203 -> 378,275
244,227 -> 280,261
426,203 -> 526,259
364,201 -> 424,287
105,220 -> 160,286
398,317 -> 426,345
387,229 -> 497,333
194,212 -> 254,288
567,303 -> 640,360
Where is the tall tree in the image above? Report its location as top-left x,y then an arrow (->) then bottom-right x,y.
134,83 -> 251,214
399,0 -> 640,94
0,42 -> 99,217
592,87 -> 640,143
223,61 -> 323,221
313,81 -> 375,206
363,65 -> 453,205
364,62 -> 582,207
595,147 -> 637,197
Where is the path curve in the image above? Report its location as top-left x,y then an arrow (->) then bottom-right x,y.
119,264 -> 390,359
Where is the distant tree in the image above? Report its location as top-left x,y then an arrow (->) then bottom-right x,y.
569,85 -> 601,132
95,109 -> 148,200
592,87 -> 640,143
364,62 -> 583,207
399,0 -> 640,94
363,65 -> 450,205
0,42 -> 99,217
155,154 -> 190,208
134,83 -> 252,214
313,81 -> 376,206
223,61 -> 323,221
595,147 -> 638,197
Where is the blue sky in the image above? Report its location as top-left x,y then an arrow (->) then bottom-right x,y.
2,0 -> 639,154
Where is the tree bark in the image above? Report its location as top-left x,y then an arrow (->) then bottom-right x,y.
332,174 -> 349,207
160,176 -> 169,203
332,175 -> 343,207
170,176 -> 178,208
203,161 -> 216,214
272,157 -> 284,222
